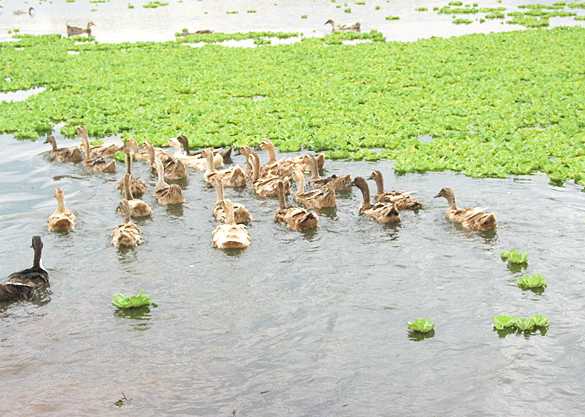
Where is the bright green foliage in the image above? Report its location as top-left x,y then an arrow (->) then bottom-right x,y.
114,150 -> 126,162
344,7 -> 352,13
416,7 -> 428,11
301,15 -> 308,19
226,10 -> 239,14
492,314 -> 550,332
439,6 -> 479,14
575,15 -> 585,20
175,31 -> 299,43
453,18 -> 473,24
408,318 -> 435,333
449,1 -> 464,5
1,30 -> 585,184
254,38 -> 271,46
517,274 -> 547,290
501,249 -> 528,265
247,9 -> 257,13
112,292 -> 153,309
385,15 -> 400,20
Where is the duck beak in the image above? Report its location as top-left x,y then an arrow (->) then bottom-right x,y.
366,174 -> 373,180
433,193 -> 441,198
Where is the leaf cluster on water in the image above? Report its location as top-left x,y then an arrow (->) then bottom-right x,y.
500,249 -> 528,265
517,273 -> 547,290
1,29 -> 585,184
408,318 -> 435,333
112,292 -> 154,309
492,314 -> 549,334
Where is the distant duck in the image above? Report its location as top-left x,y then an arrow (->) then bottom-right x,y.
274,180 -> 319,232
203,149 -> 246,188
45,135 -> 83,164
167,135 -> 224,172
6,236 -> 49,289
293,168 -> 336,210
13,7 -> 34,16
48,188 -> 76,233
249,151 -> 290,198
212,177 -> 251,225
154,157 -> 185,205
369,170 -> 422,210
324,19 -> 361,33
146,142 -> 187,182
116,150 -> 146,198
67,22 -> 95,37
118,173 -> 152,219
434,187 -> 496,231
308,155 -> 351,193
353,177 -> 400,224
79,127 -> 116,174
212,200 -> 251,250
112,201 -> 144,249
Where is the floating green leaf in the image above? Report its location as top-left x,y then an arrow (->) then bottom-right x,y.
112,292 -> 153,309
517,273 -> 547,290
501,249 -> 528,265
408,318 -> 434,333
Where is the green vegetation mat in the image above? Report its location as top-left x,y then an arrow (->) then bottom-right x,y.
1,28 -> 585,183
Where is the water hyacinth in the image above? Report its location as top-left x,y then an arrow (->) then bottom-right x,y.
501,249 -> 528,265
112,291 -> 154,309
517,273 -> 547,290
408,318 -> 435,333
492,314 -> 549,333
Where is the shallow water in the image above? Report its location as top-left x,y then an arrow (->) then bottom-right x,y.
0,0 -> 584,42
1,132 -> 585,416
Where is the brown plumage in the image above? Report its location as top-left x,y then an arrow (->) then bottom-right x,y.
249,152 -> 290,198
146,142 -> 187,182
78,127 -> 116,174
324,19 -> 361,32
45,135 -> 82,163
353,177 -> 400,224
212,177 -> 251,225
203,149 -> 246,188
369,170 -> 422,210
154,157 -> 185,205
6,236 -> 50,289
293,168 -> 336,210
434,187 -> 496,231
116,151 -> 146,198
309,155 -> 351,193
212,201 -> 251,250
118,173 -> 152,219
48,188 -> 76,233
112,200 -> 144,249
274,180 -> 319,232
67,22 -> 95,37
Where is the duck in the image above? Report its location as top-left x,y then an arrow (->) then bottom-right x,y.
67,22 -> 95,37
146,142 -> 187,182
118,173 -> 152,219
77,127 -> 121,158
116,151 -> 146,198
203,149 -> 246,188
13,7 -> 34,16
309,155 -> 351,193
274,180 -> 319,232
79,128 -> 116,174
0,281 -> 35,303
258,139 -> 299,177
112,200 -> 144,249
434,187 -> 496,231
6,236 -> 49,288
353,177 -> 400,224
167,135 -> 224,171
154,157 -> 185,205
48,188 -> 76,232
324,19 -> 361,32
249,151 -> 291,198
45,135 -> 83,163
212,200 -> 251,250
212,177 -> 251,225
369,170 -> 422,210
293,168 -> 336,209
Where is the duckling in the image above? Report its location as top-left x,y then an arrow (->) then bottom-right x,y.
112,200 -> 144,249
67,22 -> 95,37
250,151 -> 291,198
116,151 -> 146,198
45,135 -> 83,163
79,128 -> 116,174
369,170 -> 422,210
6,236 -> 49,288
274,180 -> 319,232
48,188 -> 76,233
309,155 -> 351,192
293,168 -> 336,210
324,19 -> 361,32
203,149 -> 246,188
77,127 -> 120,159
118,173 -> 152,219
353,177 -> 400,224
212,200 -> 251,250
212,177 -> 251,225
167,135 -> 224,172
154,157 -> 185,205
146,142 -> 187,182
434,187 -> 496,231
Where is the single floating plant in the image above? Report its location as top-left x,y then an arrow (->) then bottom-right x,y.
112,291 -> 155,309
501,249 -> 528,266
517,273 -> 547,291
408,318 -> 434,333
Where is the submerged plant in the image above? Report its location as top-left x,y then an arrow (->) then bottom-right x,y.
408,318 -> 434,333
112,292 -> 154,309
517,274 -> 547,291
501,249 -> 528,265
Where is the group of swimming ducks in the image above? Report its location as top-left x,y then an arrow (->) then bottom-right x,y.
0,127 -> 496,303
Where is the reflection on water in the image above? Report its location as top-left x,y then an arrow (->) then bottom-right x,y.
1,130 -> 585,417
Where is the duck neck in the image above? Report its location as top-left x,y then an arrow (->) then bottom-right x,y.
266,145 -> 277,164
225,204 -> 236,225
81,136 -> 90,162
147,145 -> 155,168
49,137 -> 57,151
32,243 -> 42,270
373,174 -> 384,194
155,159 -> 166,187
181,138 -> 192,156
206,152 -> 216,173
295,173 -> 305,194
125,152 -> 132,175
214,180 -> 224,203
56,192 -> 66,213
357,181 -> 372,210
123,174 -> 134,200
251,153 -> 261,182
446,193 -> 457,210
309,157 -> 320,180
277,183 -> 287,210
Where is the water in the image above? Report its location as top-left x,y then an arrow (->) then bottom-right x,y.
1,132 -> 585,416
0,0 -> 584,43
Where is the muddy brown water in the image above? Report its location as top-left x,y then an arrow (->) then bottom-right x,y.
1,132 -> 585,417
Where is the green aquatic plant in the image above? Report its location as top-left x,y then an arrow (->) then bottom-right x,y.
246,9 -> 257,13
254,39 -> 271,46
408,318 -> 434,333
344,7 -> 352,13
112,292 -> 154,309
501,249 -> 528,265
492,314 -> 550,333
143,1 -> 168,8
114,150 -> 126,162
517,274 -> 547,290
385,15 -> 400,20
453,18 -> 473,24
301,14 -> 308,19
175,31 -> 299,43
416,7 -> 428,11
226,10 -> 239,14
